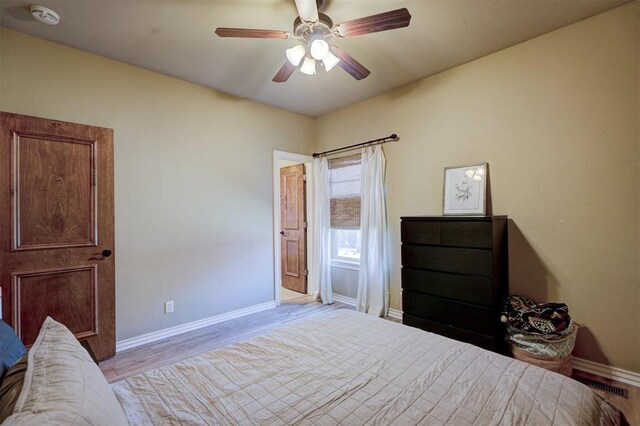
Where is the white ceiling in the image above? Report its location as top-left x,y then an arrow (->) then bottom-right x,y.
0,0 -> 630,117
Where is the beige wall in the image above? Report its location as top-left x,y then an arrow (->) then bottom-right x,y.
317,3 -> 640,372
0,28 -> 315,340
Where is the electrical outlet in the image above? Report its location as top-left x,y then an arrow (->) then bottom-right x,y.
164,300 -> 174,314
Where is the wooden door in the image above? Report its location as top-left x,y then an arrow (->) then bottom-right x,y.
0,112 -> 115,360
280,164 -> 307,294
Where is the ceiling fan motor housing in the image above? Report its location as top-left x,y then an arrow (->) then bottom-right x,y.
293,13 -> 334,40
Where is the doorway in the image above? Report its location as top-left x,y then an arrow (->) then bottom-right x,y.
273,151 -> 312,306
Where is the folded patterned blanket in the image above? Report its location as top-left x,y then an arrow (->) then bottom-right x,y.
501,295 -> 572,335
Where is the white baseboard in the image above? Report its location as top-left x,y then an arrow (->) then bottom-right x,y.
387,308 -> 403,320
116,301 -> 277,353
332,293 -> 357,306
332,293 -> 402,320
573,357 -> 640,388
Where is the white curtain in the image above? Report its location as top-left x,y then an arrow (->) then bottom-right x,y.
356,146 -> 389,317
308,157 -> 333,304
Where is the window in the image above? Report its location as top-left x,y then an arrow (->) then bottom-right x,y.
329,154 -> 361,262
331,228 -> 361,260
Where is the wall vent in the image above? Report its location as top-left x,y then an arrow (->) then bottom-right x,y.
574,376 -> 628,399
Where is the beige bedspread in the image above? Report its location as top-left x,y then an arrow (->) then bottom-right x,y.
111,309 -> 621,425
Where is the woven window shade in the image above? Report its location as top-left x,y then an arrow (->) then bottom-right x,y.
329,154 -> 361,229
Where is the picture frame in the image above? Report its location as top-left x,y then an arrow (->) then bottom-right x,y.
443,162 -> 488,215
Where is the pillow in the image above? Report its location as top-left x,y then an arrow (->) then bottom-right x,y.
0,354 -> 27,422
4,317 -> 127,425
0,320 -> 26,381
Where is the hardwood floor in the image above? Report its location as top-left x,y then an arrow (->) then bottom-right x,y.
100,296 -> 349,383
280,286 -> 305,302
102,297 -> 639,425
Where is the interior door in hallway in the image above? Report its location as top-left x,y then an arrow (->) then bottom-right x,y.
0,112 -> 115,360
280,164 -> 307,294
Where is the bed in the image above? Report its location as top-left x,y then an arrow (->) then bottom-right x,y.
110,309 -> 621,425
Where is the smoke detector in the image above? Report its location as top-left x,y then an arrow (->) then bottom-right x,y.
30,5 -> 60,25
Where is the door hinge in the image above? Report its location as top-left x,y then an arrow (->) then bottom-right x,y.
302,175 -> 307,182
304,270 -> 309,276
303,222 -> 308,229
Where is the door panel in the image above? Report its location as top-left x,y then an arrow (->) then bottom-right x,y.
280,164 -> 307,294
283,172 -> 299,230
12,133 -> 97,250
284,239 -> 300,277
0,112 -> 115,360
12,265 -> 97,345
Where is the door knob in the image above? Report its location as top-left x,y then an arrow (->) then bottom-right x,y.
280,231 -> 285,235
102,249 -> 113,257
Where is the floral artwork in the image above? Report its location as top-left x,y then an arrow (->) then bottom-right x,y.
454,182 -> 472,202
443,163 -> 487,215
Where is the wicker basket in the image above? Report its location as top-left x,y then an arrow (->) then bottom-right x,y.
511,345 -> 574,377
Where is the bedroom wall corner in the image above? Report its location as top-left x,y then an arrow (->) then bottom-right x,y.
315,2 -> 640,373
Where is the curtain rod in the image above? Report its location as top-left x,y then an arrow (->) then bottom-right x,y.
312,134 -> 399,158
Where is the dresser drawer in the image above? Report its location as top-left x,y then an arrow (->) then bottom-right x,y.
402,268 -> 493,306
402,291 -> 496,335
401,221 -> 440,245
441,221 -> 492,249
403,313 -> 496,351
401,245 -> 492,276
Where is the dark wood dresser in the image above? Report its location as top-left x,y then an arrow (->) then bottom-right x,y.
401,216 -> 508,353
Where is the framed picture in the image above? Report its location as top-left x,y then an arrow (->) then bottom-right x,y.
443,163 -> 488,215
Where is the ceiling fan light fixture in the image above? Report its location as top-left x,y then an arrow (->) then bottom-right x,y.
300,57 -> 316,75
310,39 -> 330,60
322,52 -> 340,71
285,44 -> 306,66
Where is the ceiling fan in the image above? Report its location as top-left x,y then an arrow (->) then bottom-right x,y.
215,0 -> 411,83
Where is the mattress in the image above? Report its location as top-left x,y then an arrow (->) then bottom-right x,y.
111,309 -> 621,425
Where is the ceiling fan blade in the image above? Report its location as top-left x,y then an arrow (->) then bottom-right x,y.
334,8 -> 411,37
273,61 -> 297,83
294,0 -> 319,23
330,46 -> 370,80
215,28 -> 289,39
